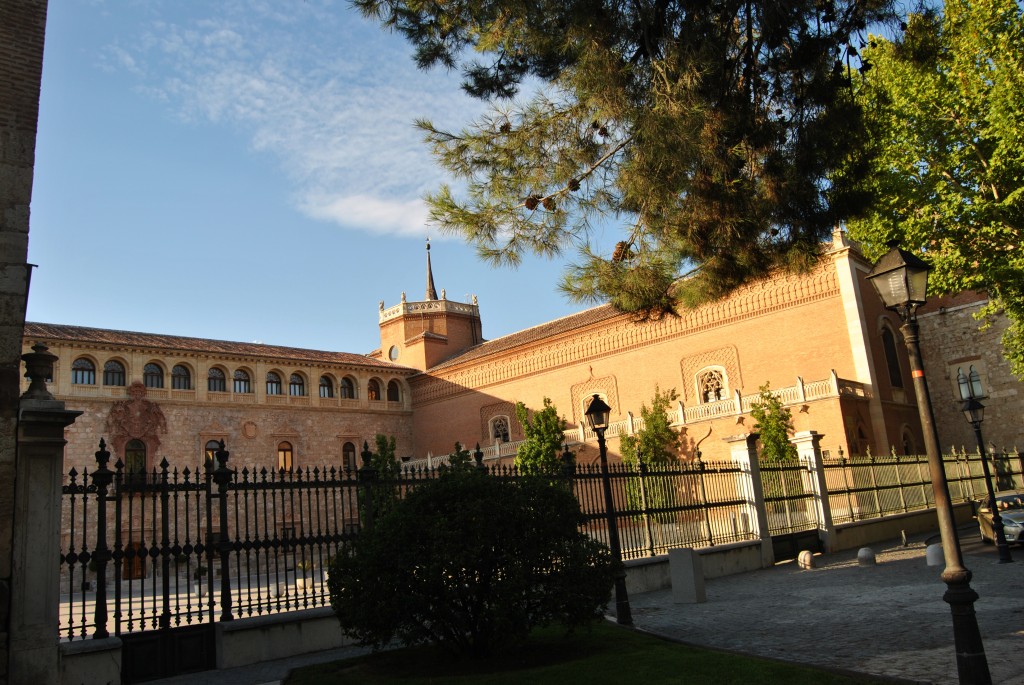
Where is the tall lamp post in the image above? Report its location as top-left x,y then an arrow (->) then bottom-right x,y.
867,242 -> 991,685
584,394 -> 632,625
958,369 -> 1013,564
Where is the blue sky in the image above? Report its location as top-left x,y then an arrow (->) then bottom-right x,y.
27,0 -> 592,354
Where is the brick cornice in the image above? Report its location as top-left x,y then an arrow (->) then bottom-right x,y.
411,262 -> 840,406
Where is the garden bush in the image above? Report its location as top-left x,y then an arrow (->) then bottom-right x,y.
328,468 -> 616,657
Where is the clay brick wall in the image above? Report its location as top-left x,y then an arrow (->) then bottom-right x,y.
411,257 -> 891,463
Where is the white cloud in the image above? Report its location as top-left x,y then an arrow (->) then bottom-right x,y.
300,193 -> 428,236
120,0 -> 481,238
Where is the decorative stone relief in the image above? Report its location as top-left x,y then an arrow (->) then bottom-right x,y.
104,381 -> 168,459
479,401 -> 521,442
680,347 -> 742,404
570,376 -> 620,425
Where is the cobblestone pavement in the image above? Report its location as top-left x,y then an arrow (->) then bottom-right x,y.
629,531 -> 1024,685
148,528 -> 1022,685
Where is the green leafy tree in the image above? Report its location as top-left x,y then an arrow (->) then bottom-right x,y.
750,383 -> 801,504
619,387 -> 682,467
619,387 -> 682,513
443,441 -> 474,472
329,469 -> 616,656
514,398 -> 568,475
750,383 -> 798,463
846,0 -> 1024,375
356,0 -> 897,319
368,433 -> 401,477
364,434 -> 402,521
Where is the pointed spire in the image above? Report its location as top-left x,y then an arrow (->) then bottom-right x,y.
425,237 -> 438,301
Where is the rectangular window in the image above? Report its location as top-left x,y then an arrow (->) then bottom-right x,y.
73,369 -> 96,385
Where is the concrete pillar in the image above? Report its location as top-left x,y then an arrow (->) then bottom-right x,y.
9,345 -> 80,684
793,430 -> 836,552
725,432 -> 774,567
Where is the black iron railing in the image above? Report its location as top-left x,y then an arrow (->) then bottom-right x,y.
60,442 -> 1023,641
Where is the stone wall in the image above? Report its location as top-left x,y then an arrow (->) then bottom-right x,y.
917,295 -> 1024,454
0,2 -> 49,684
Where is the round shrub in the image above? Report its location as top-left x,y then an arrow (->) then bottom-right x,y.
328,469 -> 616,657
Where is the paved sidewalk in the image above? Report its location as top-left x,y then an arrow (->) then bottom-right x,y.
629,532 -> 1023,685
150,529 -> 1023,685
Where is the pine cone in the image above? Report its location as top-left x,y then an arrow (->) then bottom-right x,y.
568,178 -> 580,192
542,197 -> 556,211
612,241 -> 631,263
524,195 -> 540,210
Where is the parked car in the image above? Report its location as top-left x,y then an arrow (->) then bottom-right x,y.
977,492 -> 1024,545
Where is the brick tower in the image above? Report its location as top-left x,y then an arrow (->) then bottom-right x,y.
377,240 -> 482,371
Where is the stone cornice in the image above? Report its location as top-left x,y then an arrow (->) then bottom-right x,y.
379,299 -> 479,324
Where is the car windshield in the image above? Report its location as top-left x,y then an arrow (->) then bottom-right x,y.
994,495 -> 1023,510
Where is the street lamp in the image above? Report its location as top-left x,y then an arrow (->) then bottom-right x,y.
867,242 -> 991,685
959,374 -> 1013,563
584,394 -> 632,625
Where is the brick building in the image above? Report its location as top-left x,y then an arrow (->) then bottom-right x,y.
22,231 -> 1022,475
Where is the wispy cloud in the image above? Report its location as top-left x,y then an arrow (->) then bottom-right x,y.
119,0 -> 481,237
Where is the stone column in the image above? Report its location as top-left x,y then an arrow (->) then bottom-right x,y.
725,432 -> 774,568
793,430 -> 836,552
9,345 -> 80,684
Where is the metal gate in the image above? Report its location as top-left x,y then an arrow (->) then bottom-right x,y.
761,461 -> 822,561
60,440 -> 364,682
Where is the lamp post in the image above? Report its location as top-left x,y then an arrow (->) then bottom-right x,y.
959,374 -> 1013,563
584,394 -> 632,625
867,242 -> 991,685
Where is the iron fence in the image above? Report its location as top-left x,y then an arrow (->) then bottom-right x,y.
822,449 -> 1023,525
60,442 -> 1023,642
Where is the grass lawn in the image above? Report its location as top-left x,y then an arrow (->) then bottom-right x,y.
285,620 -> 893,684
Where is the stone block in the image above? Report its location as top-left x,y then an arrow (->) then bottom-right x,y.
857,547 -> 876,566
926,543 -> 944,567
798,550 -> 816,569
669,548 -> 706,603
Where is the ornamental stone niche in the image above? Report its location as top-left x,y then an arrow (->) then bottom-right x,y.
104,381 -> 168,468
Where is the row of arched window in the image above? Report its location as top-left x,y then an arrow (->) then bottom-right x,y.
69,358 -> 403,401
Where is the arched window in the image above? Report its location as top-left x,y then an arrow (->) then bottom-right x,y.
386,380 -> 401,402
491,416 -> 510,443
289,373 -> 306,396
266,372 -> 282,395
172,364 -> 192,390
340,376 -> 356,399
207,367 -> 227,392
697,368 -> 727,403
343,441 -> 356,470
143,363 -> 164,388
125,439 -> 146,474
319,375 -> 334,398
103,360 -> 126,386
204,440 -> 220,467
233,369 -> 252,393
881,326 -> 904,388
72,358 -> 96,385
278,441 -> 293,471
367,379 -> 381,401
